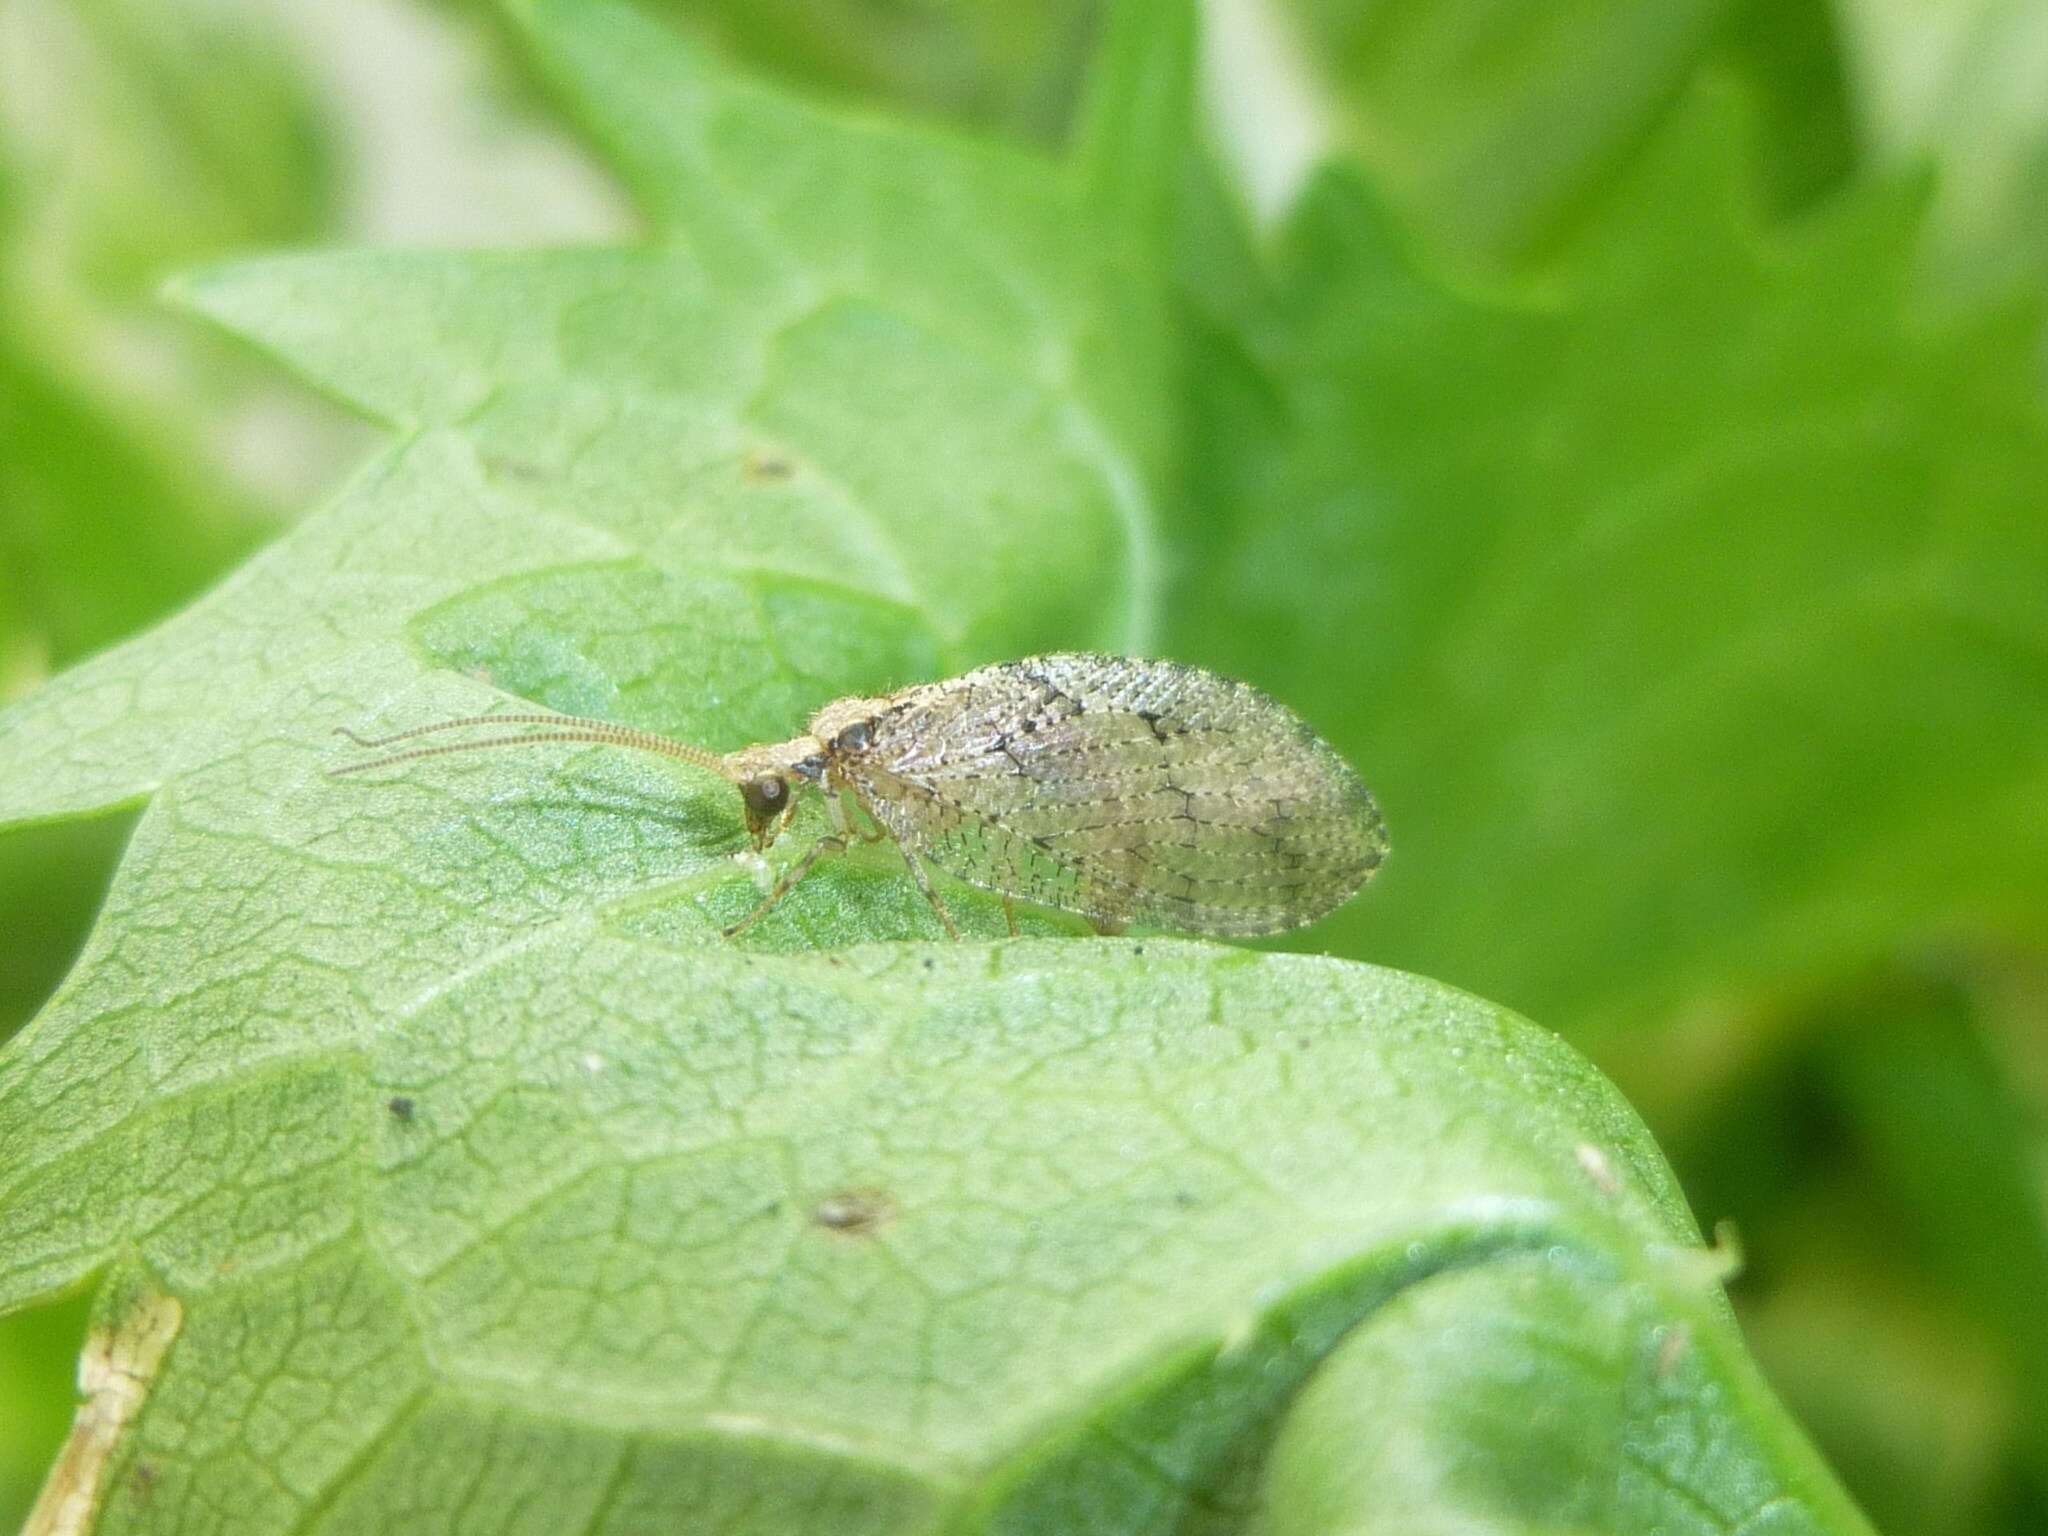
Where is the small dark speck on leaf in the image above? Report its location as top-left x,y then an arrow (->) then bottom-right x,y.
921,957 -> 934,970
814,1188 -> 894,1236
743,448 -> 795,483
387,1096 -> 415,1123
1173,1189 -> 1197,1208
130,1463 -> 158,1501
483,455 -> 550,483
1132,944 -> 1145,956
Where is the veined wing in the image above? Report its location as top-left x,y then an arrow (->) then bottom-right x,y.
845,654 -> 1387,936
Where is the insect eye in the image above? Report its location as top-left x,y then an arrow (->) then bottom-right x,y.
742,775 -> 787,814
832,720 -> 874,753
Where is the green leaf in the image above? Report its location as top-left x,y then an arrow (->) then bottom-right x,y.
0,0 -> 331,301
1072,0 -> 1195,267
1736,1161 -> 2026,1536
1251,1254 -> 1873,1536
1277,0 -> 1739,262
1821,981 -> 2048,1476
0,813 -> 131,1043
1275,0 -> 1871,270
1178,90 -> 2048,1035
1831,0 -> 2048,300
1713,0 -> 1858,217
559,0 -> 1106,145
0,1292 -> 89,1530
0,3 -> 1871,1532
1,926 -> 1856,1536
0,0 -> 334,1069
0,0 -> 337,692
0,338 -> 257,679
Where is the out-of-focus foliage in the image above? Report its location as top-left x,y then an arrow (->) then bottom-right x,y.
0,1288 -> 88,1527
1831,0 -> 2048,301
1274,0 -> 1863,265
438,0 -> 1105,143
1278,0 -> 1742,261
0,0 -> 328,293
0,344 -> 252,681
1655,965 -> 2048,1536
0,0 -> 336,687
0,0 -> 2043,1532
1177,99 -> 2048,1037
652,0 -> 1104,143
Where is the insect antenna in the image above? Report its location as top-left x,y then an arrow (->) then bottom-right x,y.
329,712 -> 730,778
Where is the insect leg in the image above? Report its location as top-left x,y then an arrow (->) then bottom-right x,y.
1001,895 -> 1018,937
841,791 -> 888,844
722,836 -> 847,939
898,847 -> 961,940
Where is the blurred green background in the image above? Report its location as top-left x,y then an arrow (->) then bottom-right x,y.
1,2 -> 2043,1533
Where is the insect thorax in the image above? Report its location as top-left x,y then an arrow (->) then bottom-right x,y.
808,694 -> 892,755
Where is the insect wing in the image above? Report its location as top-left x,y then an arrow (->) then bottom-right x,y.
845,655 -> 1386,936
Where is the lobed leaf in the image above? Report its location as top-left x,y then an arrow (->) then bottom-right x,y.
1176,90 -> 2048,1036
1277,0 -> 1737,262
0,3 -> 1877,1532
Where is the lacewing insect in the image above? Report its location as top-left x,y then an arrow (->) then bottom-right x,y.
331,652 -> 1388,939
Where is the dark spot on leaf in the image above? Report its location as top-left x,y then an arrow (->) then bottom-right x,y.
743,448 -> 795,483
387,1096 -> 415,1123
813,1188 -> 894,1236
921,956 -> 934,970
481,455 -> 550,483
1173,1189 -> 1197,1208
130,1462 -> 158,1502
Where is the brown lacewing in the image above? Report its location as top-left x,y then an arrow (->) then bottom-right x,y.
332,652 -> 1388,939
